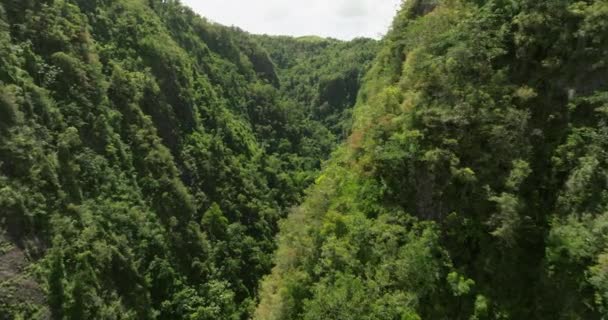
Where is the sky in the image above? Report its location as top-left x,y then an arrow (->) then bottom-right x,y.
180,0 -> 403,40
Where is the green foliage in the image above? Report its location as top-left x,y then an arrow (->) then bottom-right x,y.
257,0 -> 608,319
0,0 -> 376,318
257,36 -> 378,138
5,0 -> 608,318
0,85 -> 21,130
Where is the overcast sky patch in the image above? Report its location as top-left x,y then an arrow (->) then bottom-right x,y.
180,0 -> 402,40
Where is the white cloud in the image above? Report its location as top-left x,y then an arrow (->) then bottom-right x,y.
337,0 -> 369,18
179,0 -> 402,40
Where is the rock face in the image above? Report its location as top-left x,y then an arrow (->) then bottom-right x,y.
411,0 -> 439,17
0,235 -> 49,319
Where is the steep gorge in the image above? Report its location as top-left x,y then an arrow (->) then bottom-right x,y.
2,0 -> 608,319
0,0 -> 374,318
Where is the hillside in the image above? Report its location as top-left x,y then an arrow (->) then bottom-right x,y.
256,0 -> 608,319
0,0 -> 375,318
3,0 -> 608,319
256,36 -> 378,138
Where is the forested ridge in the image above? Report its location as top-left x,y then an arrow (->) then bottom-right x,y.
0,0 -> 374,318
2,0 -> 608,319
256,0 -> 608,319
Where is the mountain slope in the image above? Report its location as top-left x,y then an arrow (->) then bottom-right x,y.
256,35 -> 378,138
0,0 -> 376,318
256,0 -> 608,319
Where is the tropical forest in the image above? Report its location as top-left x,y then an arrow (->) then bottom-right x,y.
0,0 -> 607,319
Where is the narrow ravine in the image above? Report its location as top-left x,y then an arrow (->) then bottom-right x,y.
0,0 -> 375,318
2,0 -> 608,319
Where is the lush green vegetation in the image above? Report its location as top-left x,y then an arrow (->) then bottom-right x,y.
257,0 -> 608,319
0,0 -> 374,318
4,0 -> 608,319
256,36 -> 378,138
